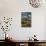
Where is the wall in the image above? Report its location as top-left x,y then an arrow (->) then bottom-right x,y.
0,0 -> 46,40
44,16 -> 46,39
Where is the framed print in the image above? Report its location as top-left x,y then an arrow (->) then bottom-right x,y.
21,12 -> 32,27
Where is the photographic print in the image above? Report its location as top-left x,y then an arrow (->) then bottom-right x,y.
21,12 -> 32,27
